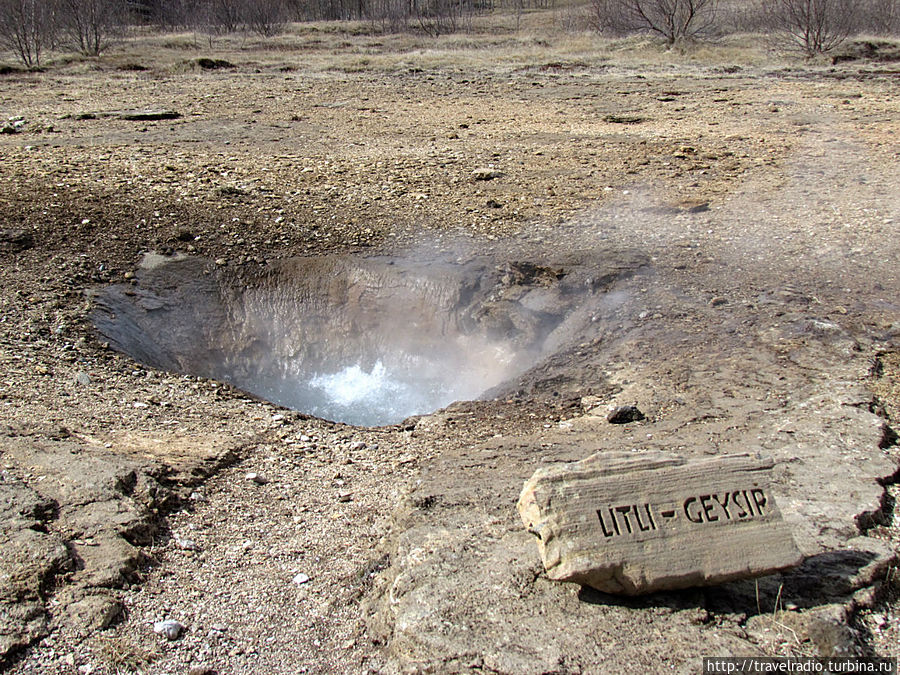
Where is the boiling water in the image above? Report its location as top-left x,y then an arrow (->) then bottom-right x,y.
309,361 -> 451,426
251,359 -> 477,427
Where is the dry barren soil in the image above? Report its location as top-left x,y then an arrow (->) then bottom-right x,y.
1,22 -> 899,675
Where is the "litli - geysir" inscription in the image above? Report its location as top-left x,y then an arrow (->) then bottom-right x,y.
597,489 -> 769,538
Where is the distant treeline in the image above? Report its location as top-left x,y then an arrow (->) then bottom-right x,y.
135,0 -> 553,25
1,0 -> 898,66
0,0 -> 550,64
589,0 -> 899,52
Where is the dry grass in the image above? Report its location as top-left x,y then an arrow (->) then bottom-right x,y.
0,5 -> 802,75
91,634 -> 159,675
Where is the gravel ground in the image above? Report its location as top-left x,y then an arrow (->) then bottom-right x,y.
1,23 -> 899,674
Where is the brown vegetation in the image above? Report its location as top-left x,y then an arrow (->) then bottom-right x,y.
0,0 -> 897,67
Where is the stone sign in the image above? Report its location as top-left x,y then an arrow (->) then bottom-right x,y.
517,452 -> 802,595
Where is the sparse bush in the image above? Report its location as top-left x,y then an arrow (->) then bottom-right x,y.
591,0 -> 720,44
715,0 -> 770,32
146,0 -> 196,29
57,0 -> 127,56
0,0 -> 57,66
416,0 -> 477,36
857,0 -> 899,35
366,0 -> 412,31
244,0 -> 287,36
763,0 -> 855,54
208,0 -> 245,33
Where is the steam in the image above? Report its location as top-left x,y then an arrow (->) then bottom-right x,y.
244,332 -> 523,427
92,228 -> 640,428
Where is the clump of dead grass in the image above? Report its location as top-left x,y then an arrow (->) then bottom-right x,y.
91,634 -> 160,674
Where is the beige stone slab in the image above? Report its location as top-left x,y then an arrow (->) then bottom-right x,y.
518,452 -> 802,594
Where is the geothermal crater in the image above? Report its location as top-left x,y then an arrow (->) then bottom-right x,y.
91,251 -> 641,426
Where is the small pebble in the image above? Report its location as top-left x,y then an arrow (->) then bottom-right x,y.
174,536 -> 198,551
153,619 -> 185,640
245,472 -> 268,485
188,667 -> 217,675
292,573 -> 310,585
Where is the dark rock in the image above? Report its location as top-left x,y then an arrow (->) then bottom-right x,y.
0,228 -> 34,253
188,666 -> 218,675
606,405 -> 645,424
604,114 -> 645,124
195,58 -> 235,70
115,110 -> 182,121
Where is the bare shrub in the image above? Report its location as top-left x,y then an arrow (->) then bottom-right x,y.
244,0 -> 287,36
715,0 -> 770,32
147,0 -> 197,29
363,0 -> 479,34
416,0 -> 476,36
857,0 -> 899,35
590,0 -> 720,43
366,0 -> 412,31
207,0 -> 245,33
0,0 -> 57,66
763,0 -> 855,54
57,0 -> 127,55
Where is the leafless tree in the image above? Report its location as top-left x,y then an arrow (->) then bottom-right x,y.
57,0 -> 126,55
366,0 -> 411,31
763,0 -> 854,53
858,0 -> 899,34
206,0 -> 245,33
244,0 -> 287,36
147,0 -> 196,29
416,0 -> 474,35
0,0 -> 57,66
592,0 -> 719,43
